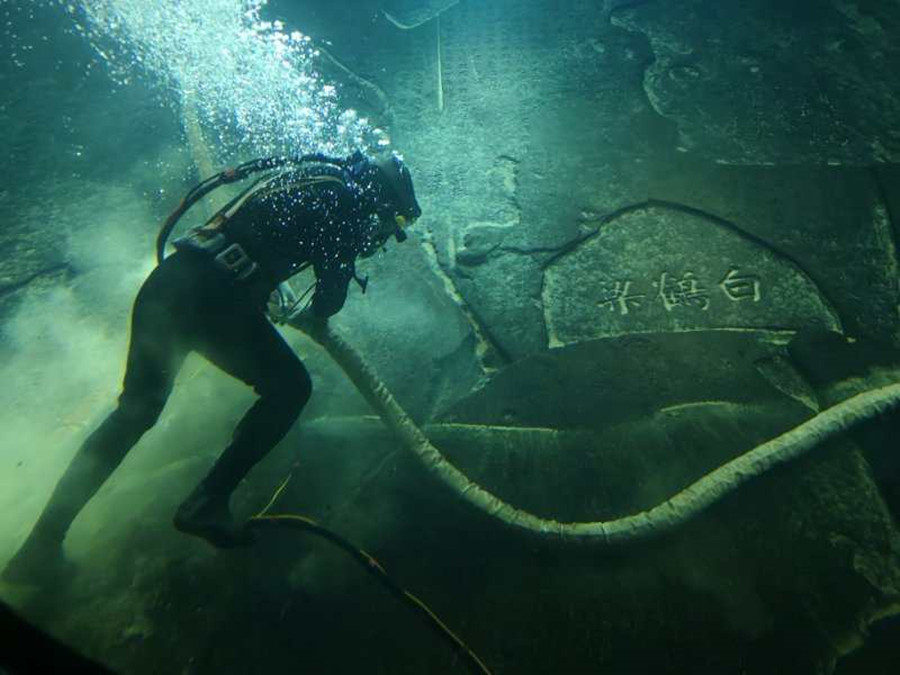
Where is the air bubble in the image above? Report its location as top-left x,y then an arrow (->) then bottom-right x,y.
68,0 -> 384,160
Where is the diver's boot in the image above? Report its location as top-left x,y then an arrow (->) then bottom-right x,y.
173,483 -> 254,549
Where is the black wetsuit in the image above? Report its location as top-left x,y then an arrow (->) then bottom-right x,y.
28,162 -> 383,547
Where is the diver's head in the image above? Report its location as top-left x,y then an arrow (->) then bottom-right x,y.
372,151 -> 421,231
364,152 -> 421,235
347,150 -> 421,257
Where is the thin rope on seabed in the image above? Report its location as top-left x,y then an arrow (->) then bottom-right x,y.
247,476 -> 494,675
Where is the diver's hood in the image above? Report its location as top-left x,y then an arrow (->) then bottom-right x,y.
373,152 -> 422,223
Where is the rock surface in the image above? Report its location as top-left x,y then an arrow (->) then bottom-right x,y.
610,0 -> 900,164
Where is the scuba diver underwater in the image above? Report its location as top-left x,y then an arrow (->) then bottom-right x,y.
2,150 -> 422,582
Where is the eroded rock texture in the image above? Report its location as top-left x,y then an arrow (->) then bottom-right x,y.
610,0 -> 900,164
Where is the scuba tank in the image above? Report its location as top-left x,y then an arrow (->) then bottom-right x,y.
156,152 -> 354,265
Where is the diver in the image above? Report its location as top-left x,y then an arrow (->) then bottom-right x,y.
2,150 -> 421,581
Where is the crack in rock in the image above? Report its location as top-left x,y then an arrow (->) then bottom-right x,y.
0,263 -> 73,300
419,230 -> 509,372
455,155 -> 522,267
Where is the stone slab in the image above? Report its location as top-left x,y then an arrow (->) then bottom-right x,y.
442,331 -> 805,431
543,204 -> 841,345
428,401 -> 805,521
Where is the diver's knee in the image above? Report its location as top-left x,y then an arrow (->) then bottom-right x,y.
259,365 -> 311,412
283,367 -> 312,411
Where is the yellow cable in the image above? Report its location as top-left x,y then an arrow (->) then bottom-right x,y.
248,487 -> 493,675
255,474 -> 293,517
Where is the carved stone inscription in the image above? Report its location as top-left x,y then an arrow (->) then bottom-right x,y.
597,268 -> 761,316
543,206 -> 841,346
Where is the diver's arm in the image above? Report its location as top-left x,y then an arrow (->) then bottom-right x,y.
311,257 -> 354,318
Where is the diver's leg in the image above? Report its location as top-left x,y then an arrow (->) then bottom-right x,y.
174,309 -> 311,548
2,285 -> 185,582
